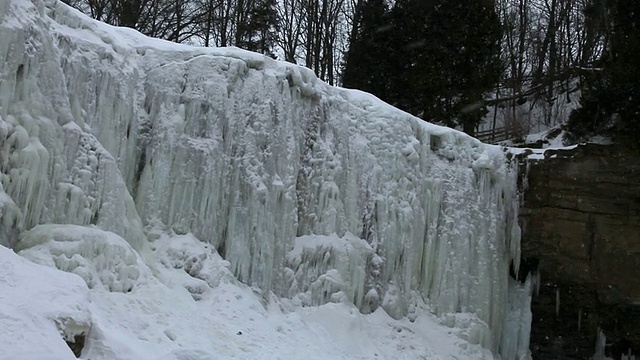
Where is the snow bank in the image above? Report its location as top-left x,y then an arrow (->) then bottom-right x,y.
0,244 -> 90,360
0,0 -> 529,358
17,224 -> 152,292
1,232 -> 497,360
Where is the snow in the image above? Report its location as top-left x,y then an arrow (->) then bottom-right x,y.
17,224 -> 153,293
481,82 -> 581,138
0,233 -> 497,360
506,143 -> 580,162
0,245 -> 91,360
504,125 -> 612,161
0,0 -> 531,358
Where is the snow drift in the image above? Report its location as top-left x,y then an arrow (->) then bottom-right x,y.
0,0 -> 531,358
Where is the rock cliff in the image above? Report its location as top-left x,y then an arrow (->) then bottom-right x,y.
520,144 -> 640,358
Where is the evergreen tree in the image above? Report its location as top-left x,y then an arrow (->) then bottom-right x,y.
342,0 -> 392,98
236,0 -> 279,56
343,0 -> 502,136
395,0 -> 502,135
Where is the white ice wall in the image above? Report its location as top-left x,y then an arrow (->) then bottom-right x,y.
0,0 -> 526,356
0,0 -> 147,251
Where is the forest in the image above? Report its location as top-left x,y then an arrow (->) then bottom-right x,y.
63,0 -> 640,142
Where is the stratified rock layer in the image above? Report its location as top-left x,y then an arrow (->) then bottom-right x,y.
520,144 -> 640,359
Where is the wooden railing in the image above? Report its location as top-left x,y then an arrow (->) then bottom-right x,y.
475,127 -> 513,144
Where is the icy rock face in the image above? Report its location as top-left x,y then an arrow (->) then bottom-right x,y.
0,0 -> 524,356
0,0 -> 146,250
151,233 -> 237,300
285,233 -> 373,308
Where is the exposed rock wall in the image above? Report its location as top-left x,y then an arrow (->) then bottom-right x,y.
0,1 -> 528,357
520,144 -> 640,358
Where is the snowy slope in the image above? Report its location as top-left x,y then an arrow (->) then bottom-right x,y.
2,230 -> 502,360
0,0 -> 531,359
0,244 -> 90,360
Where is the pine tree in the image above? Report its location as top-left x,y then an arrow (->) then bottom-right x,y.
342,0 -> 392,98
393,0 -> 502,135
342,0 -> 502,136
236,0 -> 279,56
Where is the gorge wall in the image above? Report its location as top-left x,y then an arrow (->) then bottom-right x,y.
520,144 -> 640,359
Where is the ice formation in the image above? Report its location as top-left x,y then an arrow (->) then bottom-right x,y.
593,329 -> 638,360
17,224 -> 152,292
0,0 -> 530,358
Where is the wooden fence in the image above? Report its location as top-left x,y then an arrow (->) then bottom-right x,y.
475,127 -> 513,144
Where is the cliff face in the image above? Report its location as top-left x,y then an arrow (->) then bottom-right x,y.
520,144 -> 640,358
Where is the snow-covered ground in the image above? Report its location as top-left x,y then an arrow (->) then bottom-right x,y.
0,0 -> 531,359
2,229 -> 496,360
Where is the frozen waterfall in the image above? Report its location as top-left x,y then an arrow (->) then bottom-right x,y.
0,0 -> 531,358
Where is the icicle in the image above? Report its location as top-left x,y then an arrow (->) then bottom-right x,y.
578,308 -> 582,332
534,270 -> 541,297
498,275 -> 533,360
520,159 -> 531,207
593,328 -> 608,360
621,349 -> 637,360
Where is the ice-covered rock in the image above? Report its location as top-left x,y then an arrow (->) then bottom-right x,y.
151,232 -> 236,300
16,224 -> 153,292
285,233 -> 373,308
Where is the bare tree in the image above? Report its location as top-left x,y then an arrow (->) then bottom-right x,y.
298,0 -> 347,84
489,0 -> 610,133
276,0 -> 305,62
